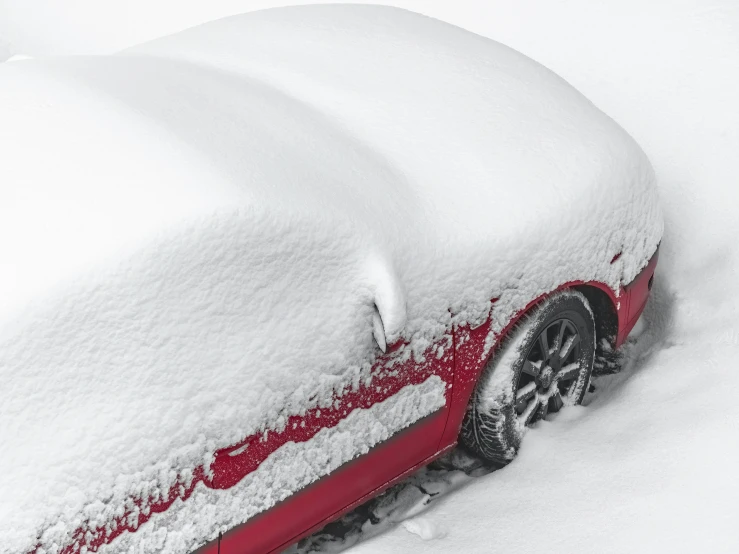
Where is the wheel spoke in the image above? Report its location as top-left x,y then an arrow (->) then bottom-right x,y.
556,362 -> 580,382
517,317 -> 587,428
555,320 -> 567,353
520,397 -> 541,425
538,328 -> 550,358
522,359 -> 541,377
559,333 -> 580,362
549,390 -> 564,412
516,381 -> 537,403
538,397 -> 549,420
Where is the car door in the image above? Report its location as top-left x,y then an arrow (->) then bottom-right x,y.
201,330 -> 455,554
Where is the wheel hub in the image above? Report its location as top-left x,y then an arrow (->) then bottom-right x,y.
536,365 -> 554,391
514,315 -> 590,427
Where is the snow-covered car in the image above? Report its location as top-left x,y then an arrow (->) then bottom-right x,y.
0,5 -> 662,554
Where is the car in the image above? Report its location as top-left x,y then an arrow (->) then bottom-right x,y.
0,4 -> 662,554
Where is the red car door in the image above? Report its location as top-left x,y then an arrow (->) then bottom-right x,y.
207,329 -> 456,554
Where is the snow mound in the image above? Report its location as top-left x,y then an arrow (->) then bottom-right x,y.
0,5 -> 661,553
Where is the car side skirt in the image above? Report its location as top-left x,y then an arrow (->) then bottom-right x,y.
204,410 -> 452,554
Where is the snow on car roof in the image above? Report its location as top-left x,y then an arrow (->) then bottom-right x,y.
128,3 -> 658,259
0,5 -> 661,553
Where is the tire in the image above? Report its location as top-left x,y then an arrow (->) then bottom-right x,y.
460,290 -> 596,465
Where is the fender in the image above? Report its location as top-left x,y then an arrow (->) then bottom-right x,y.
36,251 -> 658,554
440,246 -> 659,449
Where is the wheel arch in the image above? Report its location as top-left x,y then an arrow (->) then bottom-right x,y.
441,279 -> 622,447
572,283 -> 619,352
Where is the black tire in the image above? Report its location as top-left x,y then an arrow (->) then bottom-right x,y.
460,290 -> 596,465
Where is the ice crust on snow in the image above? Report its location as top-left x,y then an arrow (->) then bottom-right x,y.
0,5 -> 662,553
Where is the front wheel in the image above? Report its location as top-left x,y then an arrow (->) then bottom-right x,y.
460,290 -> 596,465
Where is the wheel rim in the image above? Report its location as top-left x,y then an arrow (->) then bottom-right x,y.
514,317 -> 584,426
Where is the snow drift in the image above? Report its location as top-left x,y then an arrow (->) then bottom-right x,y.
0,5 -> 661,553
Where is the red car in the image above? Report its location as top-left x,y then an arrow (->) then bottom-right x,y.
0,5 -> 661,554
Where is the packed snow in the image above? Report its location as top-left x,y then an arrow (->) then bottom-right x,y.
0,3 -> 667,554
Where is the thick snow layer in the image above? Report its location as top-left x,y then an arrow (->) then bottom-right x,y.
128,4 -> 663,329
6,0 -> 738,552
0,5 -> 661,553
284,1 -> 739,553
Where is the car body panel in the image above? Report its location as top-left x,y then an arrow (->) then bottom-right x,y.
2,6 -> 663,554
624,247 -> 659,328
215,414 -> 452,554
200,247 -> 660,554
21,249 -> 658,554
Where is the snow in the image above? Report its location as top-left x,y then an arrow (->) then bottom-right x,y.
0,4 -> 664,554
0,40 -> 10,62
95,376 -> 446,554
290,1 -> 739,553
126,4 -> 662,323
401,517 -> 447,541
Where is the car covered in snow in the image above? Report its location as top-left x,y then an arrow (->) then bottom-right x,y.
0,5 -> 661,554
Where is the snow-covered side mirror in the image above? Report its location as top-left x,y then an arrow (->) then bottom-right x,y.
365,253 -> 406,353
372,305 -> 387,353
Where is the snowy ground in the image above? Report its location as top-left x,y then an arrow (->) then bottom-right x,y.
2,0 -> 738,553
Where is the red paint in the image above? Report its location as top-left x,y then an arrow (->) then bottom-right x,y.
221,413 -> 451,554
31,249 -> 659,554
610,251 -> 623,264
209,329 -> 454,492
625,246 -> 659,323
441,247 -> 659,448
616,247 -> 659,343
440,278 -> 620,447
29,468 -> 207,554
440,313 -> 494,448
386,337 -> 408,354
32,330 -> 454,554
